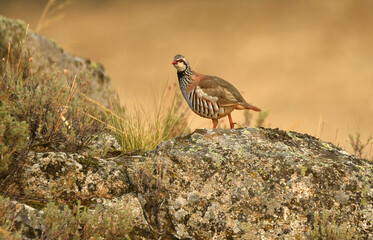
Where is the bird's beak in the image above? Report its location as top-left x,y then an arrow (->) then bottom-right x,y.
172,60 -> 177,65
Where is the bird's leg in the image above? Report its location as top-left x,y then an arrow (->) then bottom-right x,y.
228,113 -> 235,129
212,119 -> 218,129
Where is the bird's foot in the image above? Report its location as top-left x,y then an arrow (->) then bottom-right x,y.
212,119 -> 219,129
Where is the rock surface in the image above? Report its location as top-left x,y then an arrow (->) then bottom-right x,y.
152,128 -> 373,239
0,15 -> 117,107
23,151 -> 129,201
1,14 -> 372,240
4,128 -> 373,239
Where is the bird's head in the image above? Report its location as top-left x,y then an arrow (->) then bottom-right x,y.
172,55 -> 189,72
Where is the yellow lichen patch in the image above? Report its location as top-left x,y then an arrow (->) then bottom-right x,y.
356,165 -> 365,171
301,166 -> 307,176
320,142 -> 333,151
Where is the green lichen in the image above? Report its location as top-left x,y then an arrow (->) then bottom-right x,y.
301,166 -> 307,176
243,129 -> 251,135
360,184 -> 370,207
190,145 -> 203,152
24,200 -> 47,210
355,165 -> 365,170
78,156 -> 100,169
236,146 -> 246,160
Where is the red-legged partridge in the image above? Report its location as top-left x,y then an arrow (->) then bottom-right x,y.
172,54 -> 261,129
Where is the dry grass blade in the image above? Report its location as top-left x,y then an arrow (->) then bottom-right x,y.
316,115 -> 324,139
54,75 -> 77,133
84,111 -> 122,135
36,0 -> 72,33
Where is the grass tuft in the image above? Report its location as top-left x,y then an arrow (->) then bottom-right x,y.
99,83 -> 190,152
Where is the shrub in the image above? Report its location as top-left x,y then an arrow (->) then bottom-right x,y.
34,201 -> 133,240
0,105 -> 28,172
0,48 -> 104,173
0,196 -> 134,240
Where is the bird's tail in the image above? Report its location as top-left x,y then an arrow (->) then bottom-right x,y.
236,102 -> 261,111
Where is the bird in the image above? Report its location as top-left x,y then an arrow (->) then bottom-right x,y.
172,54 -> 261,129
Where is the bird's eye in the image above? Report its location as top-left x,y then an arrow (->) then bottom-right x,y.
178,59 -> 183,63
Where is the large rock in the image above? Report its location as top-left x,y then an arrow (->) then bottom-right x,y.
0,15 -> 117,107
6,128 -> 372,239
148,128 -> 373,239
23,151 -> 129,201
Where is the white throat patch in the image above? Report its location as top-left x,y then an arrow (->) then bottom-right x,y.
174,61 -> 187,72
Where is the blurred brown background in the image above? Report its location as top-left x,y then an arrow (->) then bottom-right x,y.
1,0 -> 372,157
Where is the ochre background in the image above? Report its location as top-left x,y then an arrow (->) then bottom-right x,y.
1,0 -> 372,157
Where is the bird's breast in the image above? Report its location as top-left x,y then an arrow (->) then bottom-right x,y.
184,86 -> 226,119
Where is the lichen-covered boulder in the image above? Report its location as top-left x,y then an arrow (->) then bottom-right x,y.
130,128 -> 372,239
21,151 -> 129,201
0,15 -> 117,107
3,127 -> 372,239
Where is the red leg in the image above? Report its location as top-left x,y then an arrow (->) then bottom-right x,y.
228,113 -> 235,129
212,119 -> 218,129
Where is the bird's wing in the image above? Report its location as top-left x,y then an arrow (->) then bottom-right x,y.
198,76 -> 247,106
